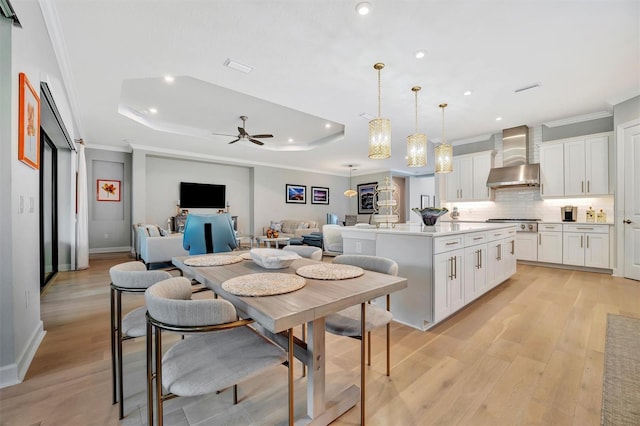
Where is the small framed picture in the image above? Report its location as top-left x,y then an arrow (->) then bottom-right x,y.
18,73 -> 40,170
358,182 -> 377,214
286,184 -> 306,204
97,179 -> 121,202
311,186 -> 329,204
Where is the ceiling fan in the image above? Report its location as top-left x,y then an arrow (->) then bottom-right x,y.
211,115 -> 273,146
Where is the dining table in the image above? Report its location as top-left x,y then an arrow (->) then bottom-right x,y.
172,254 -> 407,426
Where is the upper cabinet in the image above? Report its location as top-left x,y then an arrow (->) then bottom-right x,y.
540,133 -> 610,198
444,151 -> 494,202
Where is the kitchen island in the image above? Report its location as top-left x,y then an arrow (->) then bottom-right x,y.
342,222 -> 517,330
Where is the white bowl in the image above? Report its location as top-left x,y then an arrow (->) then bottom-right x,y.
250,248 -> 301,269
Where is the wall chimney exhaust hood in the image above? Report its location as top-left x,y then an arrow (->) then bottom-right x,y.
486,125 -> 540,188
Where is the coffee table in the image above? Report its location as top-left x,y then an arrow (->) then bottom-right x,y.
256,236 -> 290,248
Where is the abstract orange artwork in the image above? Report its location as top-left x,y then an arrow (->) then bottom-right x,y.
18,73 -> 40,170
97,179 -> 121,202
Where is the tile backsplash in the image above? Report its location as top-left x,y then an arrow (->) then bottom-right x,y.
442,188 -> 614,223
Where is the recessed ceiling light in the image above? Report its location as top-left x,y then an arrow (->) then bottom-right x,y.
223,58 -> 254,74
415,50 -> 426,59
164,75 -> 175,83
355,2 -> 371,15
496,116 -> 502,121
288,138 -> 294,143
464,90 -> 472,96
325,123 -> 331,128
149,107 -> 158,114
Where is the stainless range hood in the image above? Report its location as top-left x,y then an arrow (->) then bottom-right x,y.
486,125 -> 540,188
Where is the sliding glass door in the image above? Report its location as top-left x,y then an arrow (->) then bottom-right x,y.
40,131 -> 58,289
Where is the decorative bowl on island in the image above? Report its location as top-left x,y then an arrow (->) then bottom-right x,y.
411,207 -> 449,226
250,248 -> 300,269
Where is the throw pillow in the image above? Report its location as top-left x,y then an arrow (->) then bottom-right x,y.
297,223 -> 309,229
146,225 -> 161,237
270,221 -> 283,232
159,228 -> 169,236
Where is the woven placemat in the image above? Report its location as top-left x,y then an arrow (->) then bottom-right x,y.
183,254 -> 243,267
296,264 -> 364,280
222,273 -> 306,297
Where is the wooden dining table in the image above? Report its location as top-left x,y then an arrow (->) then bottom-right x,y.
173,255 -> 407,426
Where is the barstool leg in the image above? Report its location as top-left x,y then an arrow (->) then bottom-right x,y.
146,321 -> 154,426
301,324 -> 306,377
361,303 -> 366,426
288,328 -> 294,426
110,286 -> 117,405
116,290 -> 124,420
386,294 -> 391,377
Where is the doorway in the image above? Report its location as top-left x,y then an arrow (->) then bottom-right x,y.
621,120 -> 640,280
40,131 -> 58,288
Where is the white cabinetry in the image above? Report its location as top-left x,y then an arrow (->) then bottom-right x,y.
562,224 -> 609,268
516,232 -> 538,261
433,248 -> 464,323
445,151 -> 494,201
537,224 -> 563,264
564,136 -> 609,196
540,133 -> 610,198
464,232 -> 487,303
486,228 -> 517,288
539,143 -> 565,197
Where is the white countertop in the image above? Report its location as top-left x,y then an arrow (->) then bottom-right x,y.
342,222 -> 516,237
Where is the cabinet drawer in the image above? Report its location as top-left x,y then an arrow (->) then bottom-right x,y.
434,235 -> 464,253
562,224 -> 609,234
487,229 -> 508,242
539,224 -> 562,232
465,232 -> 487,246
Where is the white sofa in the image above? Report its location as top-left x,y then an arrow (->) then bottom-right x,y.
136,225 -> 189,269
263,219 -> 320,239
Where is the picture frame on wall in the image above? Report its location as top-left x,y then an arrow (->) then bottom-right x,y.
97,179 -> 121,202
420,194 -> 435,208
18,73 -> 40,170
357,182 -> 377,214
311,186 -> 329,204
285,184 -> 306,204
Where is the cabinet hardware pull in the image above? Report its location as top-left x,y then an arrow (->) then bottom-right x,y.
476,250 -> 480,269
480,249 -> 482,268
446,241 -> 459,246
511,240 -> 515,255
541,183 -> 544,195
581,181 -> 584,193
448,257 -> 453,280
581,235 -> 583,248
576,227 -> 594,230
453,256 -> 457,279
623,219 -> 632,224
587,180 -> 590,193
473,237 -> 483,240
494,233 -> 501,237
587,235 -> 589,249
539,234 -> 541,245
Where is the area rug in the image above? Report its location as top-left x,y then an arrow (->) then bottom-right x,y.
601,313 -> 640,426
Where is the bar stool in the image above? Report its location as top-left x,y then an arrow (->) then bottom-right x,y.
109,261 -> 172,419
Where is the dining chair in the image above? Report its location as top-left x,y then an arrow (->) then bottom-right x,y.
145,276 -> 287,426
109,261 -> 173,420
282,245 -> 323,261
182,213 -> 238,255
325,255 -> 397,376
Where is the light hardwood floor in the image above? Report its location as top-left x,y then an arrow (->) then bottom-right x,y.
0,253 -> 638,425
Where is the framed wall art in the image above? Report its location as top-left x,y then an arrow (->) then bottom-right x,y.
420,194 -> 435,208
97,179 -> 121,202
311,186 -> 329,204
18,73 -> 40,170
357,182 -> 377,214
285,184 -> 306,204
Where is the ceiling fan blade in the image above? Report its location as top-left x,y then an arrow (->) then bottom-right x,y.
228,138 -> 241,144
250,134 -> 273,139
249,138 -> 265,146
211,132 -> 237,137
238,127 -> 248,136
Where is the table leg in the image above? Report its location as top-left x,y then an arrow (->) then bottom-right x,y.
306,319 -> 326,418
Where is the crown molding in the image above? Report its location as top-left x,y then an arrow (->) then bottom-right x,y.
543,110 -> 613,128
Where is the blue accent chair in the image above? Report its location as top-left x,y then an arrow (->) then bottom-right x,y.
326,212 -> 339,225
182,214 -> 238,255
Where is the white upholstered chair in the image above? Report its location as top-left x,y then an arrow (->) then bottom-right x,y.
109,261 -> 172,419
322,224 -> 344,256
145,277 -> 287,426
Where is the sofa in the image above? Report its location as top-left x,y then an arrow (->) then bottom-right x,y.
136,225 -> 189,269
263,220 -> 320,239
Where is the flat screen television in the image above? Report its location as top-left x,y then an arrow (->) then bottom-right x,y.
179,182 -> 226,208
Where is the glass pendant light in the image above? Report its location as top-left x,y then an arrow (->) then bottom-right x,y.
368,63 -> 391,159
407,86 -> 427,167
435,103 -> 453,173
344,165 -> 357,197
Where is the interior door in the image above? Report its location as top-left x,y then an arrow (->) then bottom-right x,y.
623,122 -> 640,280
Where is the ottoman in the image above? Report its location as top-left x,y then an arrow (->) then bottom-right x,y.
302,232 -> 323,248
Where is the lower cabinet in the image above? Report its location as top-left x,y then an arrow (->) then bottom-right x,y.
562,224 -> 609,268
486,229 -> 517,289
516,232 -> 538,261
464,243 -> 487,303
537,224 -> 563,264
433,248 -> 464,323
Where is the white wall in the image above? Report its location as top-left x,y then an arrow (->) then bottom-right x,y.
407,175 -> 436,220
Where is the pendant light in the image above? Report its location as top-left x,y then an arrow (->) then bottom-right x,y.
435,103 -> 453,173
368,63 -> 391,159
344,165 -> 357,197
407,86 -> 427,167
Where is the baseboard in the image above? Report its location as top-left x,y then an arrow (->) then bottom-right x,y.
0,321 -> 46,389
58,263 -> 72,272
89,246 -> 132,254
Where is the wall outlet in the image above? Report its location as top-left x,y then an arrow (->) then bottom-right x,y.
355,242 -> 362,253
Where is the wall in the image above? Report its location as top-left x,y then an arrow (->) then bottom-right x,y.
85,148 -> 131,252
407,175 -> 436,221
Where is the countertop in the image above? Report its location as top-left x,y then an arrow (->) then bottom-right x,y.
341,222 -> 516,237
440,220 -> 614,226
